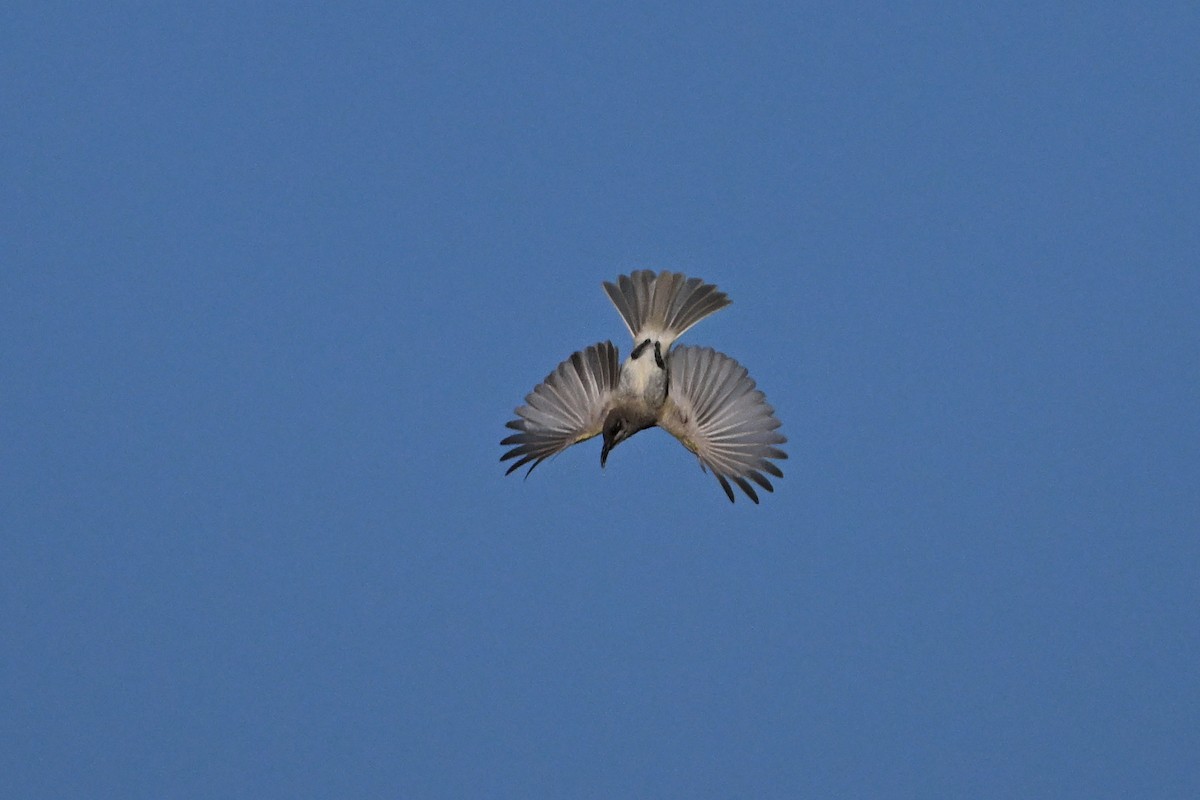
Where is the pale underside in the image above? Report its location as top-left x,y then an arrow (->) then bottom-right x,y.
501,270 -> 787,503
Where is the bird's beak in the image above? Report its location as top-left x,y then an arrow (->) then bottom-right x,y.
600,440 -> 610,468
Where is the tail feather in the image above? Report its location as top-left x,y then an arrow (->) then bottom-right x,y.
603,270 -> 730,349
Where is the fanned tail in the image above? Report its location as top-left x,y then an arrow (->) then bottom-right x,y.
602,270 -> 730,350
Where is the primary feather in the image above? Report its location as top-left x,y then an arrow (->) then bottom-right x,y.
502,271 -> 786,503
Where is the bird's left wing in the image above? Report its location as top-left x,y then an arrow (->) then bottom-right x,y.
659,345 -> 787,503
501,341 -> 621,476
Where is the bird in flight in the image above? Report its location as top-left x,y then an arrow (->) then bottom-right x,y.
501,270 -> 787,503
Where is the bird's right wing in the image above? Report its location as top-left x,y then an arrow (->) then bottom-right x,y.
501,341 -> 621,476
659,346 -> 787,503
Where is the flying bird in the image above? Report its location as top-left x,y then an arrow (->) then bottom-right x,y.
500,270 -> 787,503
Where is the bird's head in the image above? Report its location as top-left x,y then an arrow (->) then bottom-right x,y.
600,409 -> 635,468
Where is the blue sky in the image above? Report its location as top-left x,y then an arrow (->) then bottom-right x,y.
3,3 -> 1197,797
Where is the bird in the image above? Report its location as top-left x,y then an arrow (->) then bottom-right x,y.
500,270 -> 787,503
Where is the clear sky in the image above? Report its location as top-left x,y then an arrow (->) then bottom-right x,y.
3,4 -> 1197,798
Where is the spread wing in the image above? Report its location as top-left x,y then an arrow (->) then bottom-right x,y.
501,341 -> 620,476
660,345 -> 787,503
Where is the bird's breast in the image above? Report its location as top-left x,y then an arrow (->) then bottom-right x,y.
618,353 -> 667,408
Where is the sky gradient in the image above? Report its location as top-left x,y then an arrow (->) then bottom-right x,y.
3,4 -> 1198,797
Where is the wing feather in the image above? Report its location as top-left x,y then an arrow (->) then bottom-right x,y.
660,346 -> 788,503
500,341 -> 620,477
